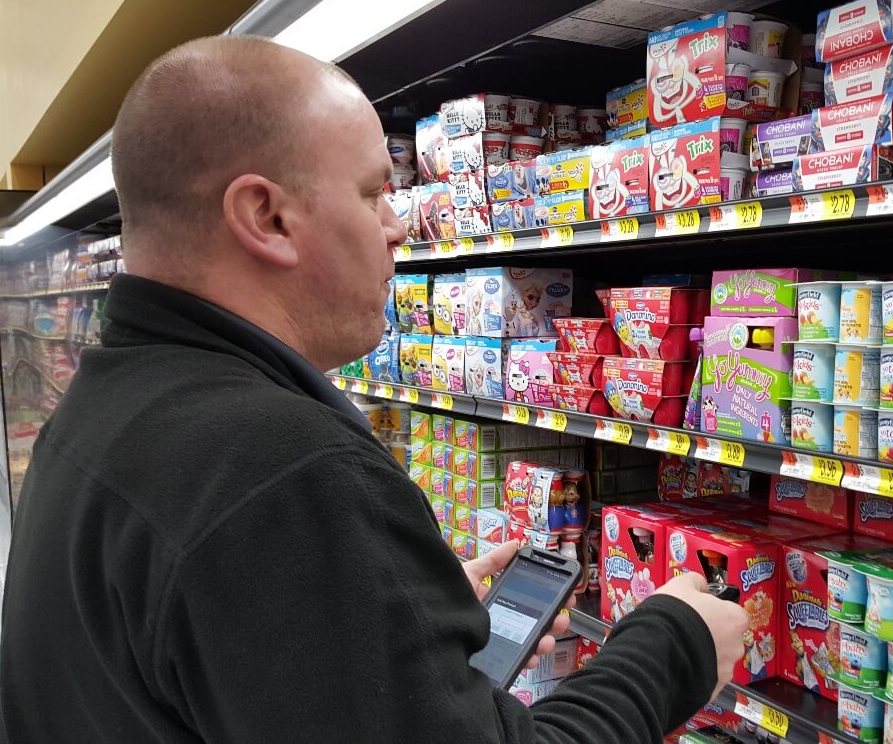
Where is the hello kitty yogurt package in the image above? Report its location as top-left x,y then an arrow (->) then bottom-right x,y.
440,94 -> 487,139
465,267 -> 573,338
504,339 -> 557,405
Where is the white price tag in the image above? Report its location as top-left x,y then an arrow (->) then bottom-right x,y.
780,451 -> 842,486
593,419 -> 633,444
600,217 -> 639,242
868,185 -> 893,217
535,409 -> 568,433
398,387 -> 420,404
842,462 -> 893,497
695,436 -> 745,467
708,202 -> 763,232
789,189 -> 855,224
431,393 -> 454,411
734,693 -> 789,738
646,429 -> 691,456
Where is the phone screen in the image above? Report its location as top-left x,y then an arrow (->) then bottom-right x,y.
469,555 -> 574,687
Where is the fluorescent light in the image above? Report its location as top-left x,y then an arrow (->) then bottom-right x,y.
0,157 -> 114,248
274,0 -> 446,62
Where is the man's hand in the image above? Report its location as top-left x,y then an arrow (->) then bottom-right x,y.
655,572 -> 749,700
463,540 -> 576,670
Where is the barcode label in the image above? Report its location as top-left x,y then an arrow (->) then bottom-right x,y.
482,456 -> 496,481
481,427 -> 498,452
554,650 -> 569,664
480,482 -> 499,509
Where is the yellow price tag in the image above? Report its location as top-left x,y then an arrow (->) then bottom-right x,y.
734,693 -> 789,739
486,232 -> 515,252
457,237 -> 475,253
646,429 -> 691,456
540,225 -> 574,248
351,379 -> 369,395
381,384 -> 395,399
720,440 -> 746,467
842,462 -> 893,497
502,403 -> 531,426
781,452 -> 842,486
655,209 -> 700,237
708,202 -> 763,232
593,419 -> 633,445
695,437 -> 745,467
813,455 -> 843,486
394,244 -> 413,261
600,217 -> 639,242
399,387 -> 420,404
789,189 -> 855,224
333,376 -> 347,390
432,393 -> 454,411
535,409 -> 568,433
482,576 -> 492,588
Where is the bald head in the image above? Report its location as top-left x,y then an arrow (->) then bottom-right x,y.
111,35 -> 358,252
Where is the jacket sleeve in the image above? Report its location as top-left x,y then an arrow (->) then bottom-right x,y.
152,442 -> 716,743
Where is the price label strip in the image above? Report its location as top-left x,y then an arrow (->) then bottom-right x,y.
394,244 -> 413,261
540,225 -> 574,248
432,238 -> 475,256
695,436 -> 745,467
707,202 -> 763,232
734,692 -> 789,739
485,232 -> 515,252
600,217 -> 639,242
867,184 -> 893,217
842,462 -> 893,497
502,403 -> 531,426
780,451 -> 843,486
535,409 -> 568,433
351,379 -> 369,395
399,387 -> 420,404
332,376 -> 347,391
789,188 -> 855,224
593,419 -> 633,445
374,384 -> 395,399
646,429 -> 691,457
431,393 -> 454,411
655,209 -> 700,237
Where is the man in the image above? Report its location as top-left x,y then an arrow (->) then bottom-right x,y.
0,36 -> 748,742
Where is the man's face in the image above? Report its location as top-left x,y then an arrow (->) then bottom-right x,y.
296,80 -> 407,368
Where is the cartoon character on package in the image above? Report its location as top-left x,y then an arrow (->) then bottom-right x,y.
418,183 -> 456,241
454,206 -> 492,236
399,334 -> 433,387
648,35 -> 708,126
394,274 -> 432,334
384,188 -> 421,242
650,138 -> 702,210
590,146 -> 632,218
365,334 -> 400,382
465,338 -> 504,398
448,170 -> 487,210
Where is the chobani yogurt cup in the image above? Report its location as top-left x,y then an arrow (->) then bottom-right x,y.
484,94 -> 511,131
837,621 -> 887,688
509,135 -> 545,161
386,134 -> 415,165
752,166 -> 795,197
838,678 -> 884,742
749,19 -> 789,59
791,401 -> 834,452
835,345 -> 881,406
834,405 -> 879,458
825,551 -> 871,623
841,283 -> 883,345
799,282 -> 842,341
881,411 -> 893,464
793,342 -> 835,401
863,560 -> 893,641
883,282 -> 893,345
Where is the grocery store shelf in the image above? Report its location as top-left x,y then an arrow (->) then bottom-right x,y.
392,181 -> 893,265
569,595 -> 858,744
0,281 -> 111,300
330,375 -> 893,497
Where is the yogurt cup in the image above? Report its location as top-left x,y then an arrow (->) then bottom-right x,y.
793,342 -> 836,401
825,552 -> 870,623
484,94 -> 512,131
838,678 -> 884,742
386,134 -> 415,165
835,345 -> 881,406
747,70 -> 786,107
509,135 -> 544,161
550,104 -> 577,137
799,282 -> 842,341
837,621 -> 887,688
841,283 -> 883,345
791,401 -> 834,452
389,164 -> 416,190
727,12 -> 754,51
882,282 -> 893,345
801,33 -> 818,68
880,411 -> 893,464
719,117 -> 749,153
482,131 -> 512,166
834,405 -> 879,458
720,166 -> 747,202
864,563 -> 893,641
510,97 -> 544,128
577,107 -> 607,139
750,19 -> 789,59
800,81 -> 825,114
725,63 -> 752,101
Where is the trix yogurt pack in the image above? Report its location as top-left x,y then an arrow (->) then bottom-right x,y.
816,0 -> 893,63
648,118 -> 722,212
588,139 -> 650,219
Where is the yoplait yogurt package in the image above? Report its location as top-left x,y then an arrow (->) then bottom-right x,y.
607,79 -> 647,130
384,189 -> 421,243
505,339 -> 558,405
439,94 -> 486,139
603,358 -> 688,427
749,115 -> 816,171
453,206 -> 492,237
364,333 -> 401,383
432,336 -> 466,393
399,334 -> 434,387
768,474 -> 853,530
825,45 -> 893,105
465,267 -> 573,338
792,143 -> 893,189
448,133 -> 485,174
394,273 -> 432,334
490,199 -> 536,232
751,167 -> 795,196
532,191 -> 588,226
416,114 -> 450,184
648,118 -> 722,211
647,13 -> 727,126
710,268 -> 801,317
589,139 -> 650,219
667,522 -> 780,684
811,92 -> 893,151
535,148 -> 593,196
432,273 -> 467,336
464,337 -> 508,399
448,170 -> 486,210
816,0 -> 893,63
486,159 -> 537,203
701,316 -> 798,445
418,182 -> 455,241
606,120 -> 649,143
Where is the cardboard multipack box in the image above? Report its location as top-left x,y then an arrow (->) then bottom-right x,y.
532,191 -> 589,226
701,316 -> 798,445
503,461 -> 590,536
816,0 -> 893,63
666,522 -> 780,684
825,45 -> 893,105
603,358 -> 689,427
710,268 -> 803,318
749,115 -> 816,171
768,475 -> 853,531
853,491 -> 893,539
535,148 -> 593,196
792,143 -> 893,189
464,337 -> 509,399
505,339 -> 558,406
514,636 -> 578,684
432,273 -> 467,336
440,94 -> 486,139
471,507 -> 509,543
485,159 -> 537,203
509,678 -> 561,707
588,138 -> 650,219
418,182 -> 455,241
607,78 -> 647,131
648,118 -> 722,212
717,513 -> 843,544
490,199 -> 536,231
811,92 -> 893,151
431,336 -> 466,393
451,475 -> 502,510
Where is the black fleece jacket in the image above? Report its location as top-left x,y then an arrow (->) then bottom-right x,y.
0,275 -> 716,743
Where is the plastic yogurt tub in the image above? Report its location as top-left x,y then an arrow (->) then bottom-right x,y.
801,33 -> 817,68
883,282 -> 893,345
799,282 -> 842,341
747,70 -> 786,107
800,81 -> 824,113
510,97 -> 544,128
484,94 -> 511,130
577,108 -> 607,138
793,342 -> 835,401
835,345 -> 881,406
749,19 -> 788,59
551,104 -> 578,137
389,164 -> 416,190
834,405 -> 879,458
482,132 -> 512,166
863,561 -> 893,641
825,551 -> 871,623
725,63 -> 752,101
838,678 -> 884,742
509,135 -> 545,161
841,283 -> 883,345
386,134 -> 415,165
881,411 -> 893,464
727,12 -> 754,51
791,401 -> 834,452
719,117 -> 749,153
837,621 -> 887,688
883,349 -> 893,409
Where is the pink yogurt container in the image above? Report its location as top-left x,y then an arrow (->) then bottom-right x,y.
509,135 -> 545,161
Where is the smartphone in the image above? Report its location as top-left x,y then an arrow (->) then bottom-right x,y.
469,546 -> 582,689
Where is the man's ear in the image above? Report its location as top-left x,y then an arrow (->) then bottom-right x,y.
223,174 -> 301,269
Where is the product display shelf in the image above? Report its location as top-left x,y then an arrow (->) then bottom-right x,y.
569,595 -> 857,744
394,182 -> 893,264
0,281 -> 111,300
329,374 -> 893,499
